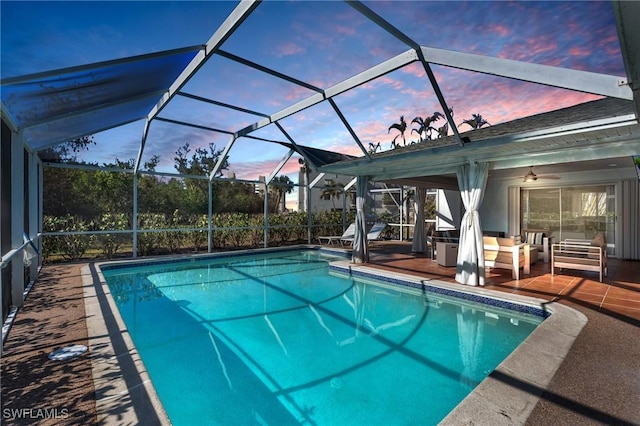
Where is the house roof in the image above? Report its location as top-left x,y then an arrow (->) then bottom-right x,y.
319,97 -> 640,185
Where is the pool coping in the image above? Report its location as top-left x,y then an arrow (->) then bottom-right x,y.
84,245 -> 587,425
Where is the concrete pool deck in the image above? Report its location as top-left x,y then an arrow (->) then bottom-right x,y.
2,244 -> 639,425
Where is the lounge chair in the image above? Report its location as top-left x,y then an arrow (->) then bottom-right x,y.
341,222 -> 387,246
318,223 -> 356,246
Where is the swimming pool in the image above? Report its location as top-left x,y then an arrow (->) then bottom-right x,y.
100,248 -> 546,425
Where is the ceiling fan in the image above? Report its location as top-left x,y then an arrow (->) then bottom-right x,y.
523,166 -> 560,182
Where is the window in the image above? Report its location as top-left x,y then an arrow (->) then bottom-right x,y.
522,185 -> 615,255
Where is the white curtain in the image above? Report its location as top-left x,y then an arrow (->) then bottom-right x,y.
455,162 -> 489,286
352,176 -> 369,263
411,186 -> 427,253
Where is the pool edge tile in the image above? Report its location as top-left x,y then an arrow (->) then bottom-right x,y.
82,264 -> 171,426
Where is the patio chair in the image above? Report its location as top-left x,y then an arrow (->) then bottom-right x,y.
341,222 -> 387,246
318,223 -> 356,246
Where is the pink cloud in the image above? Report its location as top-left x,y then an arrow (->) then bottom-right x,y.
568,46 -> 590,57
231,158 -> 281,180
335,24 -> 355,36
275,41 -> 305,57
485,24 -> 511,37
401,62 -> 424,79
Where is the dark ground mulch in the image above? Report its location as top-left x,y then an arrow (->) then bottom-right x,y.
1,264 -> 96,426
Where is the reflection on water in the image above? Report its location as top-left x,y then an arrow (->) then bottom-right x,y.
457,306 -> 485,389
102,251 -> 543,426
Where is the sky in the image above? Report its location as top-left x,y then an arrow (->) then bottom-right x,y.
0,1 -> 626,209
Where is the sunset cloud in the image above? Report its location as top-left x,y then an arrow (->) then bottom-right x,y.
275,42 -> 305,57
2,1 -> 625,175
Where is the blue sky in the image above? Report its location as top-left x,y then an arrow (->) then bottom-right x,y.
1,1 -> 626,206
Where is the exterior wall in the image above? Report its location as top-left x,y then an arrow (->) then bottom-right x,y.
481,165 -> 639,259
436,189 -> 462,230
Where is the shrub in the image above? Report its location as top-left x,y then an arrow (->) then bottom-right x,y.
138,213 -> 167,256
189,214 -> 209,252
97,213 -> 129,258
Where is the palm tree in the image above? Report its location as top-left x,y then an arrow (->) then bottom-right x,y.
320,178 -> 344,210
460,113 -> 490,130
388,116 -> 407,149
411,112 -> 444,142
435,122 -> 449,138
368,141 -> 381,154
269,175 -> 294,213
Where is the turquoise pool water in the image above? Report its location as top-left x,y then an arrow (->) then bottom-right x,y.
101,249 -> 544,426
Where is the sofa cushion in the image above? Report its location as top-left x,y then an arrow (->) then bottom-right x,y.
483,236 -> 518,247
591,233 -> 606,248
524,231 -> 545,246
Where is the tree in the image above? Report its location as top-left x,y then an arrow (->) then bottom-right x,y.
388,116 -> 408,149
435,122 -> 449,138
174,142 -> 228,177
368,142 -> 381,154
41,135 -> 100,218
320,179 -> 344,210
460,113 -> 490,130
38,135 -> 96,163
173,142 -> 229,215
269,175 -> 294,213
411,112 -> 444,142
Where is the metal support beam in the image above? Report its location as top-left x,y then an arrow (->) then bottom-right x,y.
177,91 -> 270,117
309,172 -> 326,189
210,135 -> 237,180
134,118 -> 151,173
267,149 -> 295,183
418,58 -> 465,147
420,46 -> 633,101
236,49 -> 418,137
155,117 -> 234,136
327,98 -> 371,160
263,190 -> 269,248
132,173 -> 138,258
344,177 -> 357,191
28,151 -> 39,280
10,133 -> 24,307
145,0 -> 261,122
613,0 -> 640,118
208,180 -> 213,253
306,174 -> 312,244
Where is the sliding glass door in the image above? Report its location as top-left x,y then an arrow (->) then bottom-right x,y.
521,185 -> 615,255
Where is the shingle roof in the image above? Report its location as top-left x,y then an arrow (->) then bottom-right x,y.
370,97 -> 636,159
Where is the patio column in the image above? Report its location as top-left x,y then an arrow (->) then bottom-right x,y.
412,186 -> 427,253
10,133 -> 24,307
352,176 -> 369,263
455,162 -> 488,286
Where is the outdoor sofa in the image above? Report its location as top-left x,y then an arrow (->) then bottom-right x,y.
516,228 -> 554,263
483,236 -> 531,280
551,233 -> 608,282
